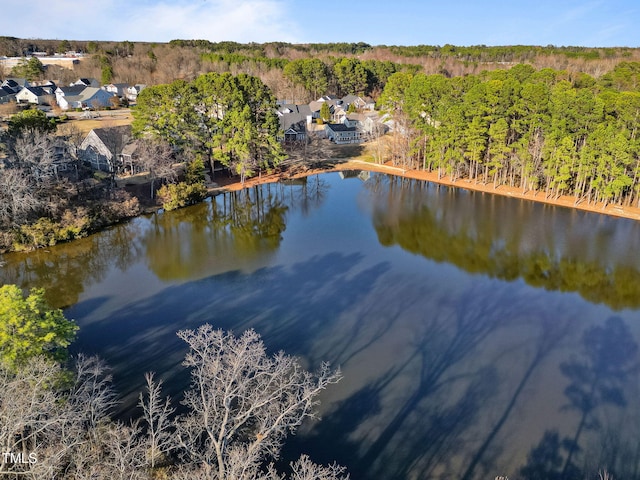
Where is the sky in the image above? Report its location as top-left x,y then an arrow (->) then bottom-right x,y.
3,0 -> 639,48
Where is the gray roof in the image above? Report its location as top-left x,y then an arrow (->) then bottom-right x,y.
23,86 -> 49,97
0,86 -> 15,97
73,78 -> 99,87
325,123 -> 355,132
58,85 -> 87,96
92,125 -> 132,144
277,104 -> 312,131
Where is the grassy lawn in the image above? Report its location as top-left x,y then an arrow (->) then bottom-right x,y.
58,114 -> 133,136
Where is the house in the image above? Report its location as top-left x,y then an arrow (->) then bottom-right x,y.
118,141 -> 141,175
344,113 -> 380,136
277,103 -> 312,142
80,125 -> 132,172
51,138 -> 77,177
15,86 -> 51,105
0,86 -> 16,104
324,123 -> 363,144
332,105 -> 348,124
71,78 -> 100,88
30,80 -> 57,93
125,84 -> 146,102
55,85 -> 86,108
2,78 -> 29,92
308,95 -> 342,119
57,87 -> 115,110
2,78 -> 29,93
103,83 -> 129,98
283,122 -> 307,142
340,94 -> 376,111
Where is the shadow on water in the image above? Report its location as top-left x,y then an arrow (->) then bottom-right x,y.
520,316 -> 640,480
69,251 -> 391,416
4,172 -> 640,479
280,280 -> 589,480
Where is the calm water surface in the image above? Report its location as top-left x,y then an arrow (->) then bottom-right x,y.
2,171 -> 640,480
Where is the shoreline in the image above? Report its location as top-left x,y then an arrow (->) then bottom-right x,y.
214,160 -> 640,222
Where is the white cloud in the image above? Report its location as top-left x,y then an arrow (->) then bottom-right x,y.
121,0 -> 300,42
4,0 -> 300,43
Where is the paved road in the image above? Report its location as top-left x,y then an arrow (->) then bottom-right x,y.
59,108 -> 132,119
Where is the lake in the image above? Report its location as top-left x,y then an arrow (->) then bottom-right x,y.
2,171 -> 640,480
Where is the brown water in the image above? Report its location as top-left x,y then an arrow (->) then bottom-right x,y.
2,172 -> 639,480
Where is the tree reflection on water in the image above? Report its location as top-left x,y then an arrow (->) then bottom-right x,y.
367,174 -> 640,310
1,172 -> 639,480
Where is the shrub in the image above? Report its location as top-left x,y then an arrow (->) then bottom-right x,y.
158,182 -> 207,211
14,208 -> 91,250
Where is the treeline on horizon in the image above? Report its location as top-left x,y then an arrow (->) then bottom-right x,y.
376,62 -> 640,208
2,36 -> 640,97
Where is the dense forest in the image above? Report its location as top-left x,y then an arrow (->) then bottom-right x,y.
3,36 -> 640,101
376,62 -> 640,208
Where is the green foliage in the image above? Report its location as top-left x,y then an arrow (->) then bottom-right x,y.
201,52 -> 288,70
185,156 -> 206,185
334,58 -> 368,95
379,63 -> 640,207
86,41 -> 99,53
8,108 -> 56,137
599,61 -> 640,92
14,209 -> 91,251
159,182 -> 207,211
0,285 -> 78,368
10,56 -> 45,81
283,58 -> 329,98
133,72 -> 284,183
101,64 -> 114,84
320,102 -> 331,122
57,39 -> 71,53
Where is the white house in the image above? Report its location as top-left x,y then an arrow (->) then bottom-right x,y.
15,86 -> 51,105
103,83 -> 129,98
125,84 -> 146,102
57,87 -> 115,110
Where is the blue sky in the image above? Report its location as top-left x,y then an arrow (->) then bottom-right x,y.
4,0 -> 639,47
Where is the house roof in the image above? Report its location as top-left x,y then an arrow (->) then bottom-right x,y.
72,78 -> 99,87
57,85 -> 87,96
346,113 -> 367,122
325,123 -> 355,132
7,78 -> 28,88
120,142 -> 138,156
78,87 -> 114,102
277,104 -> 312,131
341,94 -> 360,105
92,125 -> 132,144
0,86 -> 15,98
20,86 -> 49,97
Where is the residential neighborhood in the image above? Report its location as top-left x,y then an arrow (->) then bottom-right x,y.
0,76 -> 145,110
277,94 -> 386,145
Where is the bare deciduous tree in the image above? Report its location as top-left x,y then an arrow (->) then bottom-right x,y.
12,130 -> 56,182
139,372 -> 175,469
136,138 -> 178,198
289,454 -> 349,480
174,325 -> 342,480
0,328 -> 347,479
0,165 -> 41,225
